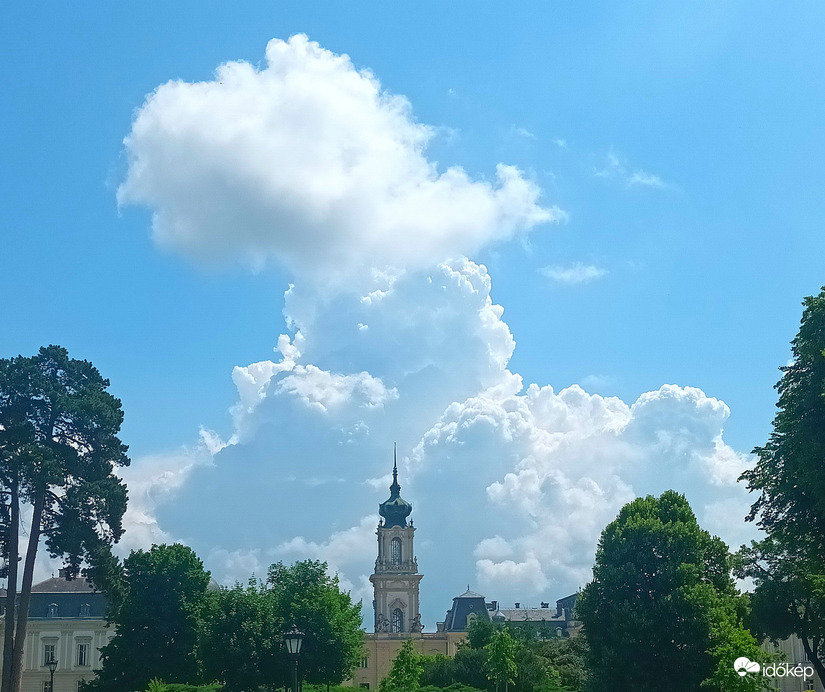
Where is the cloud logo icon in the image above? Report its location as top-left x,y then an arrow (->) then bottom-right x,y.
734,657 -> 761,676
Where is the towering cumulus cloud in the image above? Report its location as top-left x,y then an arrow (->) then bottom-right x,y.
118,36 -> 755,621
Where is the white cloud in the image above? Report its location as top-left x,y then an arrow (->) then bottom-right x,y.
115,37 -> 755,626
118,35 -> 559,285
540,262 -> 607,285
595,149 -> 668,190
627,170 -> 666,188
509,125 -> 536,139
275,515 -> 378,602
117,428 -> 221,552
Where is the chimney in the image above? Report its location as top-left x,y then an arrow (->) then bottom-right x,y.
541,602 -> 549,609
58,568 -> 69,579
515,602 -> 520,609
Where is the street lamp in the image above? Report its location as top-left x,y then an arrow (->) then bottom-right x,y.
46,655 -> 58,692
284,624 -> 304,692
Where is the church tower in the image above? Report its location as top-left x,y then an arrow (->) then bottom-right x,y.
370,445 -> 423,634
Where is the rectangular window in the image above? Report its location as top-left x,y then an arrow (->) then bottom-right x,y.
359,685 -> 370,690
360,655 -> 369,668
77,642 -> 89,666
43,643 -> 55,666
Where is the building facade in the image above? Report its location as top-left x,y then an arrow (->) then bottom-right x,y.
0,569 -> 112,692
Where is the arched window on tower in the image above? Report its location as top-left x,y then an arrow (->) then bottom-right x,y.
391,608 -> 404,633
390,537 -> 402,565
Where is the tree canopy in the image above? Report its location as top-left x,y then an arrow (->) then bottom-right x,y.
267,560 -> 364,687
577,490 -> 765,692
199,577 -> 281,692
737,286 -> 825,687
0,345 -> 129,692
88,544 -> 212,692
741,286 -> 825,550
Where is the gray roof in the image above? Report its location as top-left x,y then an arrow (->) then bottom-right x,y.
32,576 -> 96,593
455,588 -> 485,599
496,608 -> 565,622
444,588 -> 490,631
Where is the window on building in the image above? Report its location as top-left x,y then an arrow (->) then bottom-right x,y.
43,643 -> 56,666
79,603 -> 91,617
391,608 -> 404,633
390,537 -> 401,565
77,642 -> 89,666
360,655 -> 369,668
47,603 -> 58,617
359,684 -> 369,689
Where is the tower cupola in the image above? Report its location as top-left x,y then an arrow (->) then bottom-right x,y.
378,445 -> 412,528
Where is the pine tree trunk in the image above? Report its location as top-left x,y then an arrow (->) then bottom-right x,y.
9,490 -> 44,692
0,483 -> 19,692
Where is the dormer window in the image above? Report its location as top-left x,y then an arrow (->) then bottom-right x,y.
47,603 -> 58,618
79,603 -> 91,617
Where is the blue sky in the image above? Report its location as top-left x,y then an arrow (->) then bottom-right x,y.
2,2 -> 825,627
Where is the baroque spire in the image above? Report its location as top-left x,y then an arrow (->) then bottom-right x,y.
379,443 -> 412,527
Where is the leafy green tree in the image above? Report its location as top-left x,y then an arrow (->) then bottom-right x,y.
199,577 -> 282,692
379,640 -> 423,692
532,636 -> 588,691
89,544 -> 211,692
577,491 -> 765,692
741,286 -> 825,550
467,617 -> 499,649
738,286 -> 825,687
485,629 -> 517,692
736,536 -> 825,684
266,560 -> 364,688
449,647 -> 490,690
0,345 -> 129,692
419,654 -> 456,689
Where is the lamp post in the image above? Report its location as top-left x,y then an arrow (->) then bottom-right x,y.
47,655 -> 58,692
284,624 -> 304,692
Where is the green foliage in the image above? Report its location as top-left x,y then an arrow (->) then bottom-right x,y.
467,617 -> 499,649
485,629 -> 518,692
738,286 -> 825,686
531,636 -> 588,691
379,640 -> 424,692
578,490 -> 765,692
266,560 -> 364,687
0,345 -> 130,692
418,654 -> 456,689
199,577 -> 281,692
144,685 -> 222,692
736,536 -> 825,684
88,544 -> 211,692
418,685 -> 484,692
451,647 -> 491,691
741,286 -> 825,550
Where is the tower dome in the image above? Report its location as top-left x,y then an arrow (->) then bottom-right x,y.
378,445 -> 412,528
